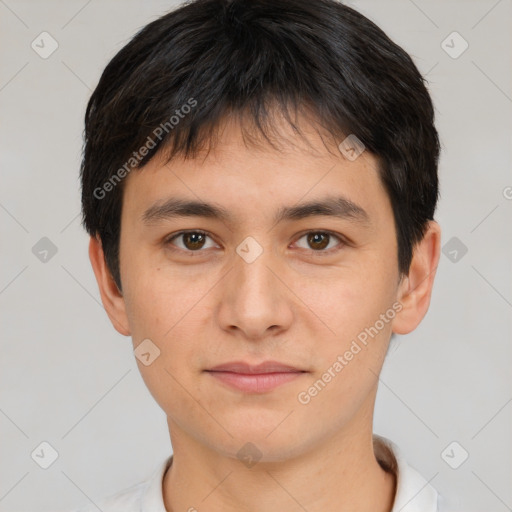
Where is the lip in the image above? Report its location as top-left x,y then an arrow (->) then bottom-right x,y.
205,361 -> 307,393
207,360 -> 305,374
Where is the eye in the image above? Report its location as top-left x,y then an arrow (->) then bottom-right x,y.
165,230 -> 218,252
164,230 -> 346,255
294,231 -> 345,253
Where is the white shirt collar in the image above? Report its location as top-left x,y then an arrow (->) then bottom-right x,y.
374,435 -> 439,511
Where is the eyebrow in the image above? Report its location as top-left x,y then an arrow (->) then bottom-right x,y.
141,195 -> 371,227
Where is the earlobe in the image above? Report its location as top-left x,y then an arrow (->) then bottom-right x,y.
88,235 -> 131,336
392,221 -> 441,335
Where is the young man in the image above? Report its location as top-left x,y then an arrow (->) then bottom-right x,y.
76,0 -> 451,510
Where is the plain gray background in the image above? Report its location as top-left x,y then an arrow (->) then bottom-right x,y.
0,1 -> 511,511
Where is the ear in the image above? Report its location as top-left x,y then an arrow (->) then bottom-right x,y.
88,235 -> 131,336
392,221 -> 441,335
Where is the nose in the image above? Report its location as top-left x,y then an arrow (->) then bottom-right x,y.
216,247 -> 294,341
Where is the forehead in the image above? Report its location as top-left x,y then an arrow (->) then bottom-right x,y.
121,114 -> 391,228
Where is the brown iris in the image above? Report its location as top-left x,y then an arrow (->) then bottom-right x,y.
182,232 -> 207,250
307,232 -> 330,250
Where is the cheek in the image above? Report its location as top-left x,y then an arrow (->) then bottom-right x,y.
121,250 -> 189,339
294,279 -> 395,432
294,261 -> 398,413
123,276 -> 205,420
122,283 -> 167,342
294,262 -> 396,342
121,259 -> 210,373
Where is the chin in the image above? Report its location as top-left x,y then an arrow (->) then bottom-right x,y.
209,421 -> 310,461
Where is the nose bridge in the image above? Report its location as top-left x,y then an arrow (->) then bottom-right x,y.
237,250 -> 273,298
233,234 -> 276,295
216,238 -> 293,338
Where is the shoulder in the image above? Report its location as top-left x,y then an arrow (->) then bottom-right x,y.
374,435 -> 459,512
68,457 -> 172,512
70,481 -> 146,512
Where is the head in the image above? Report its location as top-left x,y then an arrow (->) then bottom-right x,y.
83,0 -> 441,461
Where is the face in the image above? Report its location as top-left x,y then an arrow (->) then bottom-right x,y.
97,115 -> 427,462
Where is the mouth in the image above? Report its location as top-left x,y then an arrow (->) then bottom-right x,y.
205,360 -> 308,393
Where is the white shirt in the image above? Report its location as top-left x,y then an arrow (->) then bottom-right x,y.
71,436 -> 454,512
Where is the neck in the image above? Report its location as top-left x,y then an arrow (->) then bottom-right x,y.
162,425 -> 397,512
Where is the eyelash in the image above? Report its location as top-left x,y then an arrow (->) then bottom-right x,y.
164,229 -> 347,256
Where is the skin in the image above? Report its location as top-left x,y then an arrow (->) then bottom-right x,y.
89,113 -> 441,512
